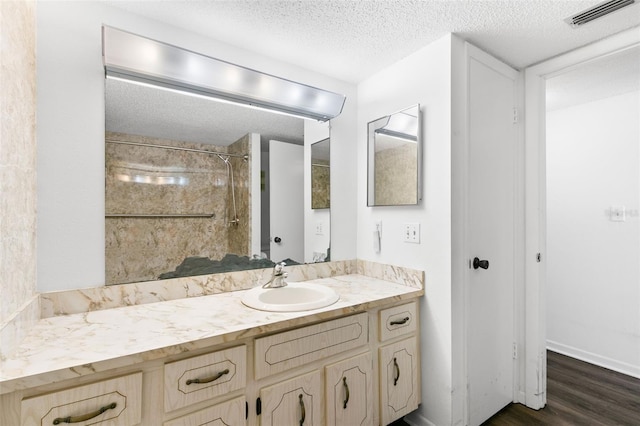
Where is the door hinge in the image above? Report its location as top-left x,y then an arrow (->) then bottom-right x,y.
256,397 -> 261,416
246,401 -> 249,419
513,107 -> 519,124
512,342 -> 518,359
536,252 -> 541,263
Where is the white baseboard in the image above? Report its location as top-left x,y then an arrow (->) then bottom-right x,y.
547,340 -> 640,379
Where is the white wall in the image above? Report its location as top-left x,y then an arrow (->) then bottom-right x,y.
249,133 -> 262,258
546,90 -> 640,377
37,2 -> 357,292
357,35 -> 454,426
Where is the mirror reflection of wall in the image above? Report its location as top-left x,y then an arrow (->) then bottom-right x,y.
104,77 -> 312,285
367,104 -> 421,206
311,138 -> 330,209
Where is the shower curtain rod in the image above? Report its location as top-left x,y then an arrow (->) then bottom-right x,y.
106,138 -> 249,160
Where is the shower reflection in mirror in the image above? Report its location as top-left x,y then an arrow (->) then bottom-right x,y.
311,138 -> 330,210
104,131 -> 255,285
104,78 -> 313,285
367,104 -> 422,206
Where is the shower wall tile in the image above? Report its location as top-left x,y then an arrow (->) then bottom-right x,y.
311,160 -> 330,209
105,132 -> 252,284
374,143 -> 417,205
0,0 -> 38,357
227,134 -> 251,256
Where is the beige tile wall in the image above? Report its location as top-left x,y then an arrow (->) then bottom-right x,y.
311,160 -> 330,209
0,0 -> 39,357
105,132 -> 251,284
374,143 -> 417,205
226,134 -> 251,255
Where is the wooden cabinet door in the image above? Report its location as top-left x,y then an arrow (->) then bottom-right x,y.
260,370 -> 321,426
325,352 -> 373,426
379,338 -> 419,425
163,396 -> 245,426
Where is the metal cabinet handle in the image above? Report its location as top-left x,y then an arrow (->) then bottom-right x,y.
393,357 -> 400,386
53,402 -> 117,424
390,316 -> 410,326
299,394 -> 305,425
342,377 -> 350,409
186,368 -> 229,385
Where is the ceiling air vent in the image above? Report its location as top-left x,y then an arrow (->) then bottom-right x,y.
565,0 -> 636,27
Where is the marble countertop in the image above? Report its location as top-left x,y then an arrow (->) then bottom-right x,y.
0,274 -> 423,394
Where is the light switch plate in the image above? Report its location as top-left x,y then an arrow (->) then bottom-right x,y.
403,223 -> 420,243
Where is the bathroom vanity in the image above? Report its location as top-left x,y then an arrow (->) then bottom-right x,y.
0,262 -> 423,426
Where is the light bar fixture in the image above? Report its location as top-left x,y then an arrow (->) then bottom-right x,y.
374,109 -> 419,141
102,26 -> 346,121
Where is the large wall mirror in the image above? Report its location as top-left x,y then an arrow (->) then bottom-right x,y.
105,77 -> 329,285
367,104 -> 421,206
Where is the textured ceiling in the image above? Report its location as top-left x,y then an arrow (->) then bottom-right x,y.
105,0 -> 640,83
102,0 -> 640,145
546,45 -> 640,110
105,78 -> 304,146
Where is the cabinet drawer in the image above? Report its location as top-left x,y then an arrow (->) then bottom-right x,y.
163,396 -> 246,426
379,302 -> 417,341
164,345 -> 246,412
21,372 -> 142,426
254,313 -> 368,380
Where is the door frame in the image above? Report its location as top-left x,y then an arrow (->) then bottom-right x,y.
523,27 -> 640,410
455,42 -> 525,425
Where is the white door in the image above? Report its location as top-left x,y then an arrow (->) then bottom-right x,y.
269,140 -> 304,264
467,54 -> 518,425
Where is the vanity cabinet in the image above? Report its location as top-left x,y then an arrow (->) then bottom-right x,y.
254,313 -> 368,380
164,345 -> 246,412
259,370 -> 321,426
325,352 -> 373,426
379,338 -> 419,425
163,396 -> 246,426
20,372 -> 142,426
379,302 -> 417,342
5,298 -> 421,426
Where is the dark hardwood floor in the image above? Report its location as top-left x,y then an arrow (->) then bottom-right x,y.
483,350 -> 640,425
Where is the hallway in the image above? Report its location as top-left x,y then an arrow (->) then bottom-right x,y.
484,351 -> 640,425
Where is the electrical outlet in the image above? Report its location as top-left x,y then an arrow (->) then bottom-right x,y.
315,222 -> 324,235
403,223 -> 420,243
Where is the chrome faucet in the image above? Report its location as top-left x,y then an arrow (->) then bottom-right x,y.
262,262 -> 288,288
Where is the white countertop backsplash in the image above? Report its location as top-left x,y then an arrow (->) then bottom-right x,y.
0,260 -> 423,394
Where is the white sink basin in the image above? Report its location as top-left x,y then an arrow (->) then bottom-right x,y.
241,282 -> 339,312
